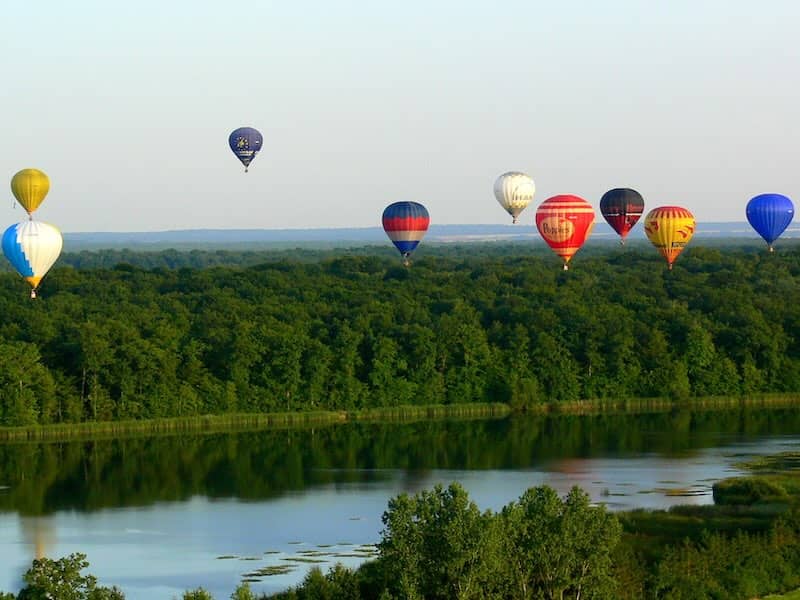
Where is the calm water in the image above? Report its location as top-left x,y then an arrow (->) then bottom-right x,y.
1,408 -> 800,598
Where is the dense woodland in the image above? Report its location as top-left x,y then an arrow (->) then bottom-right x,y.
1,243 -> 800,426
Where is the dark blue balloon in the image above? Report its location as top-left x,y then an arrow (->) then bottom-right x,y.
746,193 -> 794,250
229,127 -> 263,172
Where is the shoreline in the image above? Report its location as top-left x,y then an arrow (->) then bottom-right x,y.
1,394 -> 799,442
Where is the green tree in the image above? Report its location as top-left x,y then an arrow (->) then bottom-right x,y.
230,582 -> 257,600
180,588 -> 214,600
501,485 -> 621,599
378,482 -> 502,600
16,553 -> 124,600
0,341 -> 56,426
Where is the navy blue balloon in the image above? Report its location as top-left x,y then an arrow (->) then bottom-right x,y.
746,193 -> 794,251
228,127 -> 263,172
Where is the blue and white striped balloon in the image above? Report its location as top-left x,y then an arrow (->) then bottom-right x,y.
2,220 -> 63,297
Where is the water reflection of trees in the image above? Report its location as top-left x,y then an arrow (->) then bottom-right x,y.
0,408 -> 798,515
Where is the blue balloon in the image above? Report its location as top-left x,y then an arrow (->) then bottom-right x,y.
228,127 -> 263,172
746,193 -> 794,251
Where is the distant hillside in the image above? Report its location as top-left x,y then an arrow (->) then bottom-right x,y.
61,222 -> 797,251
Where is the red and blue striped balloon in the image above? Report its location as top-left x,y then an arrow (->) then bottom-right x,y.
382,201 -> 430,265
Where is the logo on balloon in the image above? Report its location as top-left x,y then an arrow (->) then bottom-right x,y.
539,217 -> 575,243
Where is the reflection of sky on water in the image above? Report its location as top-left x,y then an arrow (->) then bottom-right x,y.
1,435 -> 798,599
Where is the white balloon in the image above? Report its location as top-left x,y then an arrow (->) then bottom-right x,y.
494,172 -> 535,223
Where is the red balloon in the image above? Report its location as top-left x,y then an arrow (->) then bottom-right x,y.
535,195 -> 596,270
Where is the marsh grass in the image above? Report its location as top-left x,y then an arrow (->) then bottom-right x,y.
619,500 -> 782,562
2,395 -> 799,442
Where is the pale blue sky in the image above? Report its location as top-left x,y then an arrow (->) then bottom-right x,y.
2,0 -> 798,232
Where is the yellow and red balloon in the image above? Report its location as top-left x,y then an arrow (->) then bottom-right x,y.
643,206 -> 696,269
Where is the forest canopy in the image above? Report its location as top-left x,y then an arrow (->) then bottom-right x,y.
0,244 -> 798,426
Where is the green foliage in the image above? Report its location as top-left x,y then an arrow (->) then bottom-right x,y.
230,582 -> 257,600
271,565 -> 362,599
378,482 -> 502,599
180,588 -> 214,600
501,486 -> 622,599
2,246 -> 800,425
16,552 -> 124,599
372,483 -> 622,599
713,476 -> 789,505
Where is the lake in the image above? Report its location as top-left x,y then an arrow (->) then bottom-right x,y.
1,407 -> 799,598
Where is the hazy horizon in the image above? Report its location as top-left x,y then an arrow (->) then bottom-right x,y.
4,1 -> 798,232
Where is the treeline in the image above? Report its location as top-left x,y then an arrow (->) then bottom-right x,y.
2,246 -> 800,425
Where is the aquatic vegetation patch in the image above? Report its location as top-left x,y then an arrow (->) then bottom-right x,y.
243,564 -> 295,577
655,487 -> 708,497
736,452 -> 800,474
281,556 -> 328,563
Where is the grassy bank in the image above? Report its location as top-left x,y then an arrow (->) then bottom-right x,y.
1,394 -> 799,442
0,403 -> 510,442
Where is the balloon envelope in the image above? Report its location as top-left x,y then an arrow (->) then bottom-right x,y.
228,127 -> 263,171
643,206 -> 695,269
494,172 -> 535,223
2,220 -> 63,295
11,169 -> 50,215
382,201 -> 430,264
535,195 -> 595,269
599,188 -> 644,242
746,193 -> 794,250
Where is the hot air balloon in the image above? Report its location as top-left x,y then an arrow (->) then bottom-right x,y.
746,193 -> 794,252
599,188 -> 644,244
2,220 -> 63,298
494,172 -> 535,224
382,201 -> 430,266
11,169 -> 50,216
228,127 -> 263,172
643,206 -> 695,270
535,195 -> 595,270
